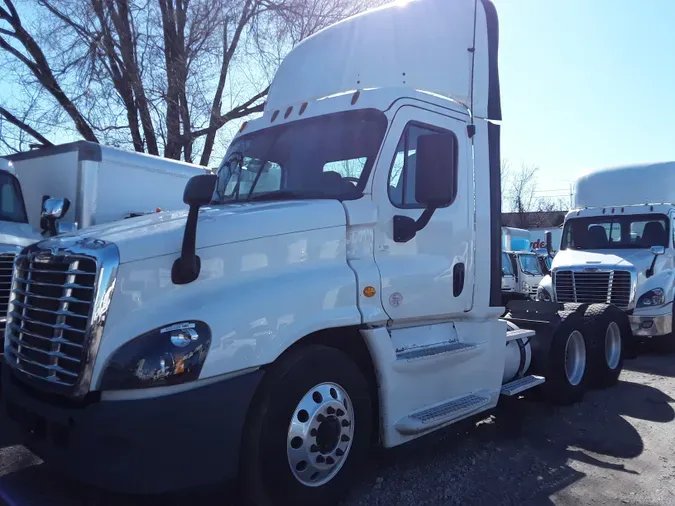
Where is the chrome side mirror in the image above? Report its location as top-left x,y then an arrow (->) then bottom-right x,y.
42,197 -> 69,220
647,245 -> 666,278
41,197 -> 71,237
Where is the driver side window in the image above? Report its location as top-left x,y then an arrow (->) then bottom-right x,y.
388,123 -> 458,208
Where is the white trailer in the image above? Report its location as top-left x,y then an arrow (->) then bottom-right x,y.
6,141 -> 208,230
2,1 -> 628,504
539,162 -> 675,350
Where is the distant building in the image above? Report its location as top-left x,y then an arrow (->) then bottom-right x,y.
502,211 -> 566,230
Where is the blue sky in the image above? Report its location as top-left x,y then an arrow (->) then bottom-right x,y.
3,0 -> 674,204
496,0 -> 675,201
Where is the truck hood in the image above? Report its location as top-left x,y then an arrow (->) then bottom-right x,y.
552,249 -> 655,273
48,200 -> 348,264
0,220 -> 42,249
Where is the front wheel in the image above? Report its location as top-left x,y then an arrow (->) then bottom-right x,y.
240,345 -> 372,506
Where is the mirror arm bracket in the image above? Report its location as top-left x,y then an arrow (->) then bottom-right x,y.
646,255 -> 658,278
172,206 -> 202,285
394,207 -> 437,243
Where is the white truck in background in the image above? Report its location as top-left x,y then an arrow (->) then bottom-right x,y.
2,2 -> 629,505
0,142 -> 207,363
502,226 -> 544,299
0,157 -> 43,342
538,162 -> 675,350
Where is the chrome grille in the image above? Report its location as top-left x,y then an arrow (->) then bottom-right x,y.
554,270 -> 632,309
5,254 -> 97,387
0,253 -> 16,335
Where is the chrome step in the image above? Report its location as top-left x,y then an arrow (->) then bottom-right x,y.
500,375 -> 545,396
395,391 -> 491,435
506,328 -> 535,342
396,341 -> 476,361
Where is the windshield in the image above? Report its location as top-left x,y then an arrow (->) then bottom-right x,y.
0,171 -> 27,223
502,252 -> 514,276
519,254 -> 542,275
213,109 -> 387,204
561,214 -> 669,250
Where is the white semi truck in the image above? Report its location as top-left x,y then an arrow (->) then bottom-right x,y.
538,162 -> 675,351
2,1 -> 629,504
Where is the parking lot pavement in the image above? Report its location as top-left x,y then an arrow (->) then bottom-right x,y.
1,352 -> 675,505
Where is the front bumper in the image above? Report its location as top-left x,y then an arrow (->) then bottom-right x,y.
629,308 -> 672,337
2,366 -> 264,494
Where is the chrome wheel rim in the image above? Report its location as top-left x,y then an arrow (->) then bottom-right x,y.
605,321 -> 622,370
287,382 -> 354,487
565,330 -> 586,386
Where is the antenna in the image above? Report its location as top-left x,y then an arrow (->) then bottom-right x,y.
466,0 -> 478,138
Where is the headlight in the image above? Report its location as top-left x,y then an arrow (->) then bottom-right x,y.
99,321 -> 211,390
637,288 -> 666,308
537,286 -> 552,302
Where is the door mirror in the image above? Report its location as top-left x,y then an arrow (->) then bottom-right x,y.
647,245 -> 666,278
650,245 -> 665,256
41,197 -> 71,237
545,230 -> 554,258
184,174 -> 217,207
42,197 -> 69,220
172,174 -> 218,285
414,133 -> 456,208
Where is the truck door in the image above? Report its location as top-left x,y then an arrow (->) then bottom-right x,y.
372,106 -> 473,322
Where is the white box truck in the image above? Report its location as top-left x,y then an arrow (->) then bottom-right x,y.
2,1 -> 629,504
502,226 -> 544,299
6,141 -> 208,230
538,162 -> 675,350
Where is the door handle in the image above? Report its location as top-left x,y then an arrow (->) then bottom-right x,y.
453,263 -> 465,297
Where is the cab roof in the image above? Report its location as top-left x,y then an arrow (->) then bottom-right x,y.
264,0 -> 500,121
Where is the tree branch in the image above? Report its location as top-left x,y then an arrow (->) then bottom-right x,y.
192,85 -> 268,140
0,106 -> 53,146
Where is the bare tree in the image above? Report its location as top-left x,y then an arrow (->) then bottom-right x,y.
0,0 -> 380,162
502,163 -> 538,215
501,161 -> 569,228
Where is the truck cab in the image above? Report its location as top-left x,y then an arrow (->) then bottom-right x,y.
505,250 -> 544,299
538,162 -> 675,347
541,204 -> 674,342
0,158 -> 43,337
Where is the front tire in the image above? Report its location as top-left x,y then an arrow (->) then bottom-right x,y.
241,345 -> 372,506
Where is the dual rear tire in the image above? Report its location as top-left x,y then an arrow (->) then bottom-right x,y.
539,304 -> 627,405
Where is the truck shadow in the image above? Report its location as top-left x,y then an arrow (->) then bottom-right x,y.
341,378 -> 672,505
0,379 -> 671,506
624,348 -> 675,378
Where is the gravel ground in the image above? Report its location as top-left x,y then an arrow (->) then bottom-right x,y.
1,351 -> 674,505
